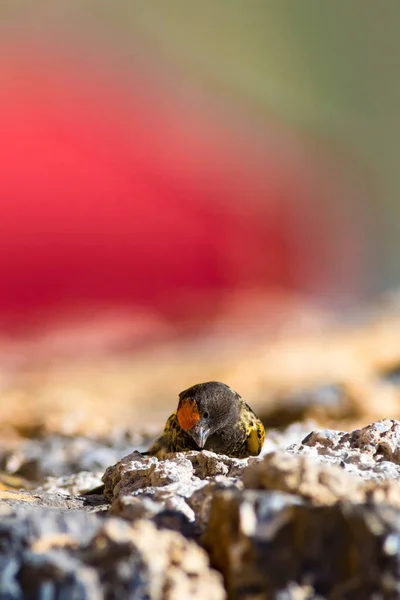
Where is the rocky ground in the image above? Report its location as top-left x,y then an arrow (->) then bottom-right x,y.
3,300 -> 400,598
2,419 -> 400,598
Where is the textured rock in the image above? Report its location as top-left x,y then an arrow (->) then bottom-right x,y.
205,488 -> 400,599
244,450 -> 400,509
5,419 -> 400,598
302,418 -> 400,459
0,506 -> 225,600
103,420 -> 400,540
243,452 -> 365,505
244,420 -> 400,510
103,450 -> 251,529
102,450 -> 250,498
186,451 -> 251,479
102,451 -> 196,499
339,419 -> 400,462
294,419 -> 400,482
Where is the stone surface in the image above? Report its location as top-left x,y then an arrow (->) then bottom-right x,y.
243,451 -> 365,505
5,419 -> 400,598
294,419 -> 400,482
205,488 -> 400,599
103,450 -> 251,530
244,420 -> 400,510
0,506 -> 225,600
103,420 -> 400,541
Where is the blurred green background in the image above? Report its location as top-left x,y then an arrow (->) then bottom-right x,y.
124,1 -> 400,292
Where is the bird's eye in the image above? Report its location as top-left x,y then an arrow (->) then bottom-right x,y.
203,411 -> 209,419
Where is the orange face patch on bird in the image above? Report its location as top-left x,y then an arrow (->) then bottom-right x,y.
177,398 -> 200,431
177,398 -> 210,448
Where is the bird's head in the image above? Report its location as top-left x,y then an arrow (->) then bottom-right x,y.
176,381 -> 241,449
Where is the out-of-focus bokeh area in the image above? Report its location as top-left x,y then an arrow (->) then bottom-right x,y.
1,2 -> 400,460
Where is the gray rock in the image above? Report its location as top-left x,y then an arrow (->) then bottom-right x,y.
0,506 -> 225,600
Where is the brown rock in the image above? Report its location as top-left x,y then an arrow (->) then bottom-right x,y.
303,419 -> 400,464
292,419 -> 400,483
122,519 -> 226,600
341,419 -> 400,462
205,488 -> 400,599
243,452 -> 365,505
244,448 -> 400,509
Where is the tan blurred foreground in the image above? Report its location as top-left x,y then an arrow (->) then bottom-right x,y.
1,292 -> 400,448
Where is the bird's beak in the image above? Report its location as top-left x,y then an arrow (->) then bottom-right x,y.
189,423 -> 210,449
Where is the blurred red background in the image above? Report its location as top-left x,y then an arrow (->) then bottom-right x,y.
0,41 -> 365,342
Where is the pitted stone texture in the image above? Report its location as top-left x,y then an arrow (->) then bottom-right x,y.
102,451 -> 196,500
243,451 -> 400,508
205,488 -> 400,599
243,452 -> 365,505
103,450 -> 254,527
110,474 -> 243,536
185,450 -> 252,479
0,506 -> 225,600
341,419 -> 400,461
294,419 -> 400,482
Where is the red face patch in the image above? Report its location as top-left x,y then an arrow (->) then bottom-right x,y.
177,399 -> 200,431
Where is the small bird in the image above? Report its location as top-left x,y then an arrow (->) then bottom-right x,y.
147,381 -> 265,459
83,381 -> 265,496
